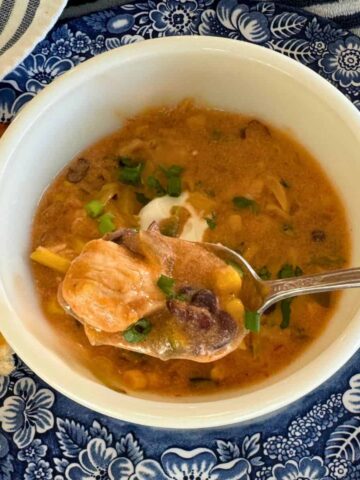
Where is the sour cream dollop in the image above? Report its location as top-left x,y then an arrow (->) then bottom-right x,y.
138,192 -> 208,242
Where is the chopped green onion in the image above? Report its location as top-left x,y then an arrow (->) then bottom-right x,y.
147,176 -> 166,196
233,196 -> 259,213
85,199 -> 104,218
277,264 -> 303,279
227,260 -> 244,277
258,266 -> 271,280
161,165 -> 184,177
205,212 -> 217,230
277,265 -> 303,328
98,213 -> 116,235
157,274 -> 176,297
118,162 -> 143,185
167,175 -> 182,197
135,192 -> 150,206
123,318 -> 152,343
277,263 -> 294,279
294,266 -> 303,276
280,299 -> 292,329
245,310 -> 261,332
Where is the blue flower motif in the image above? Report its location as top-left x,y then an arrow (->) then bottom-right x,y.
328,458 -> 357,479
18,439 -> 47,462
50,39 -> 73,58
319,35 -> 360,88
0,377 -> 54,448
70,32 -> 91,54
0,433 -> 13,480
134,448 -> 251,480
269,456 -> 331,480
263,436 -> 308,462
305,17 -> 346,58
256,466 -> 272,480
4,54 -> 73,93
307,403 -> 337,430
200,0 -> 270,43
34,39 -> 51,56
24,460 -> 53,480
65,438 -> 134,480
0,376 -> 10,399
288,416 -> 322,447
150,0 -> 201,36
90,35 -> 106,55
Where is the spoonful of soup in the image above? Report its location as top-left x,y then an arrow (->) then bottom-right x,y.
58,223 -> 360,362
58,223 -> 245,362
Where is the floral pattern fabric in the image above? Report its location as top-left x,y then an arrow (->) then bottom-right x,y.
0,1 -> 360,478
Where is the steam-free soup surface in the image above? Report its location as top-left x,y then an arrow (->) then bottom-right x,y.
31,101 -> 349,396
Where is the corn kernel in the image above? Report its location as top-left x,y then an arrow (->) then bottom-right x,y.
210,364 -> 227,382
30,247 -> 70,273
123,369 -> 148,390
214,266 -> 242,294
225,298 -> 245,322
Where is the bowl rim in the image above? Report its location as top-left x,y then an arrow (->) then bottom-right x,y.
1,35 -> 360,429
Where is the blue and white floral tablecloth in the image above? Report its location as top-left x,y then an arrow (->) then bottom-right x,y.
1,1 -> 360,479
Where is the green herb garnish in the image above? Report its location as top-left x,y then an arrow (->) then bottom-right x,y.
294,266 -> 303,276
161,164 -> 184,197
147,176 -> 166,196
123,318 -> 152,343
167,175 -> 182,197
85,199 -> 104,218
280,299 -> 292,329
157,274 -> 176,297
135,192 -> 150,206
118,161 -> 144,186
277,264 -> 303,328
277,264 -> 303,279
277,263 -> 295,279
245,311 -> 261,333
98,213 -> 116,235
233,196 -> 259,213
258,266 -> 271,280
227,260 -> 244,277
161,165 -> 184,177
205,212 -> 217,230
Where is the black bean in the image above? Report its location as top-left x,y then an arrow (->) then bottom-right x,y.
217,310 -> 237,335
191,289 -> 219,313
167,299 -> 213,330
66,158 -> 90,183
311,230 -> 326,242
177,285 -> 197,299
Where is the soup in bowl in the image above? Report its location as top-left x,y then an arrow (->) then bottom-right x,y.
0,37 -> 360,428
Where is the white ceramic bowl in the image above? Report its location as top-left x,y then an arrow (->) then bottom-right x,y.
1,36 -> 360,429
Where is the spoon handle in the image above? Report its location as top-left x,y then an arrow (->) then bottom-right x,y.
260,267 -> 360,313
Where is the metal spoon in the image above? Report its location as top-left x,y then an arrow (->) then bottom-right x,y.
59,236 -> 360,363
204,242 -> 360,314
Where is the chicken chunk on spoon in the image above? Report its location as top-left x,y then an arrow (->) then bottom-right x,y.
59,224 -> 246,362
